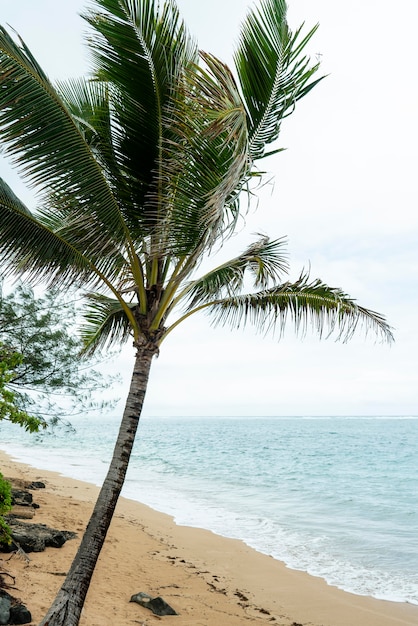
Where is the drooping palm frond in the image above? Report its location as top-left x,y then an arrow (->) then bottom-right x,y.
0,175 -> 136,294
154,52 -> 250,262
184,273 -> 394,344
0,178 -> 100,288
36,204 -> 130,282
80,293 -> 134,355
180,235 -> 289,309
0,176 -> 31,216
234,0 -> 322,161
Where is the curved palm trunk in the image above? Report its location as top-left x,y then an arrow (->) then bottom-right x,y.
39,344 -> 155,626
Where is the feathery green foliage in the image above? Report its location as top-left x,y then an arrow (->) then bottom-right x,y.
0,285 -> 116,420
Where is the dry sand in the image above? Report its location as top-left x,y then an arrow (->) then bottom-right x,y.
1,449 -> 417,626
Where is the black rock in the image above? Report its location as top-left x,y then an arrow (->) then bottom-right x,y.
130,592 -> 177,616
9,604 -> 32,625
11,489 -> 33,507
148,596 -> 177,616
0,591 -> 12,625
27,481 -> 45,490
0,520 -> 76,553
130,592 -> 152,606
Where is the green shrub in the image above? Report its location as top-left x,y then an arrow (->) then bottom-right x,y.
0,471 -> 12,545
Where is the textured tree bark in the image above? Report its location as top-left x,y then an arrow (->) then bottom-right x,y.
38,344 -> 155,626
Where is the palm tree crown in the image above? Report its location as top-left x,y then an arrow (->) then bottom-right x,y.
0,0 -> 392,355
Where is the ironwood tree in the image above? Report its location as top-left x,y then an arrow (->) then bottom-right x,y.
0,284 -> 114,424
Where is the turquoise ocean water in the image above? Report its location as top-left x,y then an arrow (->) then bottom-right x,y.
1,415 -> 417,604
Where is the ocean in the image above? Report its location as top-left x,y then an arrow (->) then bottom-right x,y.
1,415 -> 417,605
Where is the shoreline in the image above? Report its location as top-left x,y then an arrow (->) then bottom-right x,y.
1,449 -> 418,626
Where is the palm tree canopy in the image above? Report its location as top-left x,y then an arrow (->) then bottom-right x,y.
0,0 -> 393,356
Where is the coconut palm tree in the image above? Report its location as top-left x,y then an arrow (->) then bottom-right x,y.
0,0 -> 392,623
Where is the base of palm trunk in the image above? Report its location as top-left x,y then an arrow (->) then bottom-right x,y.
39,590 -> 84,626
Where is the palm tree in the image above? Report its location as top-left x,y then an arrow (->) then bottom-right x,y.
0,0 -> 392,623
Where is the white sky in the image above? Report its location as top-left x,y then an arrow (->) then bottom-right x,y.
1,0 -> 417,417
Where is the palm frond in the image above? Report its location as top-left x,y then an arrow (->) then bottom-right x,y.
55,78 -> 118,180
202,273 -> 394,343
0,178 -> 101,287
80,293 -> 134,355
182,235 -> 289,309
154,52 -> 250,259
0,176 -> 31,216
234,0 -> 323,161
82,0 -> 198,231
0,177 -> 135,293
35,204 -> 131,285
0,26 -> 127,244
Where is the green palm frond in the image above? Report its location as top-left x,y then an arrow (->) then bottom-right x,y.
0,178 -> 99,287
0,175 -> 135,292
155,52 -> 250,259
35,205 -> 131,285
55,78 -> 119,180
0,26 -> 127,244
184,52 -> 250,238
81,293 -> 134,355
0,176 -> 31,216
201,273 -> 394,343
182,235 -> 289,309
235,0 -> 322,161
82,0 -> 198,230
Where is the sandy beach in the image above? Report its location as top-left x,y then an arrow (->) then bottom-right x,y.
1,449 -> 417,626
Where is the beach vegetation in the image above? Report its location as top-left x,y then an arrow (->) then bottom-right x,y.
0,0 -> 393,623
0,471 -> 12,546
0,284 -> 116,426
0,343 -> 43,432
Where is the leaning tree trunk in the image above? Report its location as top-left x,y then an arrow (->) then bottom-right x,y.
39,342 -> 156,626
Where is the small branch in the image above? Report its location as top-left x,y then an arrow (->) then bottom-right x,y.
6,541 -> 31,563
0,570 -> 16,588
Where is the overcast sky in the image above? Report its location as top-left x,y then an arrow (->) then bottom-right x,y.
1,0 -> 417,417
